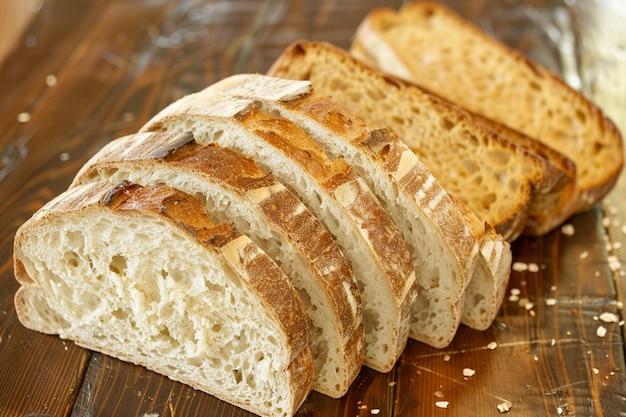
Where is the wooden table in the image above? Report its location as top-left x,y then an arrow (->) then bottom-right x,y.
1,0 -> 624,416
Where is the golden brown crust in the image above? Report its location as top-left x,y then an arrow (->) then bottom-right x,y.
233,104 -> 416,315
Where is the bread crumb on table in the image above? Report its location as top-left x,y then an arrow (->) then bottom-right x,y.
561,224 -> 575,236
435,401 -> 449,409
17,112 -> 31,123
497,400 -> 512,413
599,312 -> 619,323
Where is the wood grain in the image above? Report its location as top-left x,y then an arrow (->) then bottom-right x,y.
0,1 -> 624,416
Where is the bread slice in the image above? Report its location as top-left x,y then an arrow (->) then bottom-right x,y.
207,73 -> 509,333
267,41 -> 569,242
70,131 -> 364,397
467,113 -> 579,236
350,1 -> 623,213
13,181 -> 313,417
140,94 -> 418,372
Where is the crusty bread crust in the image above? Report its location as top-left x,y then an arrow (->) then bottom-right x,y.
14,181 -> 313,417
351,1 -> 623,214
201,74 -> 511,346
141,94 -> 416,379
71,130 -> 365,396
277,87 -> 509,332
268,41 -> 567,241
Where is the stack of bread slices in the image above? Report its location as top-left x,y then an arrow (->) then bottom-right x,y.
13,3 -> 622,417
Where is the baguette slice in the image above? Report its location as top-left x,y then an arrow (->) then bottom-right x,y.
350,1 -> 623,213
71,131 -> 364,397
13,181 -> 313,417
141,94 -> 417,373
267,41 -> 572,242
208,73 -> 509,332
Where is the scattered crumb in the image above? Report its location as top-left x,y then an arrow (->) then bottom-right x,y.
561,224 -> 575,236
509,288 -> 521,302
546,298 -> 557,306
614,242 -> 623,250
46,74 -> 58,86
599,312 -> 619,323
603,217 -> 611,228
596,326 -> 607,338
497,400 -> 512,413
593,368 -> 600,375
621,225 -> 626,235
551,338 -> 556,346
557,406 -> 564,415
388,381 -> 396,387
371,409 -> 380,415
435,401 -> 449,409
487,341 -> 498,350
443,354 -> 451,362
123,112 -> 136,122
528,263 -> 539,272
462,368 -> 475,377
607,256 -> 621,272
618,301 -> 624,310
59,152 -> 70,162
579,251 -> 589,259
434,390 -> 444,398
17,112 -> 31,123
512,262 -> 528,272
142,414 -> 159,417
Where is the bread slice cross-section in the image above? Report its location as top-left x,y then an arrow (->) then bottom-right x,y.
207,74 -> 509,336
13,181 -> 313,417
71,131 -> 364,398
268,40 -> 575,242
350,1 -> 623,214
141,93 -> 417,374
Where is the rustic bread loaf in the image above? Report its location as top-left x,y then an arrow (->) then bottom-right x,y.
13,181 -> 313,417
206,74 -> 502,341
208,74 -> 510,333
350,1 -> 623,213
141,94 -> 417,374
267,41 -> 569,242
71,131 -> 364,397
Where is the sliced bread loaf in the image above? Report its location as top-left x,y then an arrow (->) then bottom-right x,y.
267,41 -> 570,242
70,131 -> 364,397
13,181 -> 313,417
140,94 -> 418,373
350,1 -> 623,213
207,73 -> 509,333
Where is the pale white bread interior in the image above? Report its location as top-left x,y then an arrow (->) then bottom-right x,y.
267,41 -> 566,242
350,1 -> 623,213
140,92 -> 418,373
70,131 -> 364,397
212,73 -> 512,332
13,181 -> 313,417
206,73 -> 505,342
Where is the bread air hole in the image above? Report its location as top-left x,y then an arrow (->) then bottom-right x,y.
109,255 -> 127,275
